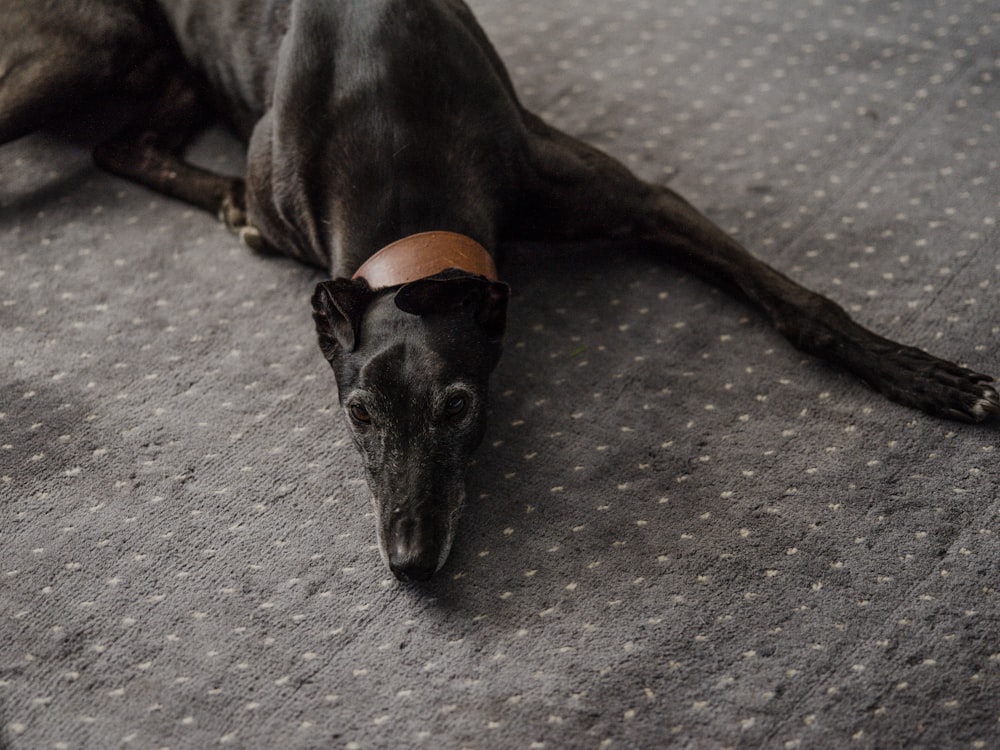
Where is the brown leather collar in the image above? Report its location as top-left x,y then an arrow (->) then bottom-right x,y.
352,231 -> 498,289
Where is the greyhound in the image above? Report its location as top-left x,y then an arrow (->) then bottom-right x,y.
2,0 -> 997,582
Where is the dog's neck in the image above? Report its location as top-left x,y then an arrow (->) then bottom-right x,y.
352,231 -> 498,289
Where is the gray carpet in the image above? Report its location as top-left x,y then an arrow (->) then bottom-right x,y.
2,0 -> 999,748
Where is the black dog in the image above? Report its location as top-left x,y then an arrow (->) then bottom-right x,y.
2,0 -> 996,581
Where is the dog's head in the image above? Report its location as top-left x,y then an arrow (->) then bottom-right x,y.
312,271 -> 509,582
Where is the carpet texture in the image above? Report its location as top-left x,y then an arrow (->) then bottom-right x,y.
2,0 -> 999,748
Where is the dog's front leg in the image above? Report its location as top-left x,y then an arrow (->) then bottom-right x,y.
91,70 -> 263,249
95,136 -> 248,230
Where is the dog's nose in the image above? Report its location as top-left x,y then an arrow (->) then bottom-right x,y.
386,514 -> 442,582
388,548 -> 438,582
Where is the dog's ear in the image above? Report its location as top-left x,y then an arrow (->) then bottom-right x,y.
312,278 -> 373,357
394,275 -> 509,341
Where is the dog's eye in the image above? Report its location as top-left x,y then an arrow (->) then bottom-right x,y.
349,402 -> 372,425
444,395 -> 468,419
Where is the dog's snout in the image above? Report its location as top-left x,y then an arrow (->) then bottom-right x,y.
388,549 -> 438,583
387,515 -> 440,583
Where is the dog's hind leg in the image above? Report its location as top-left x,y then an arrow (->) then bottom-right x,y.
508,113 -> 999,423
0,2 -> 158,145
0,1 -> 246,228
0,52 -> 96,146
0,1 -> 251,232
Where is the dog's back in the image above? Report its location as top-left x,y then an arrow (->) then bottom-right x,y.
224,0 -> 528,271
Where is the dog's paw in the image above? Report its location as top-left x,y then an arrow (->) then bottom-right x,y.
218,181 -> 248,230
870,345 -> 999,423
239,225 -> 263,251
928,376 -> 1000,423
969,383 -> 1000,422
